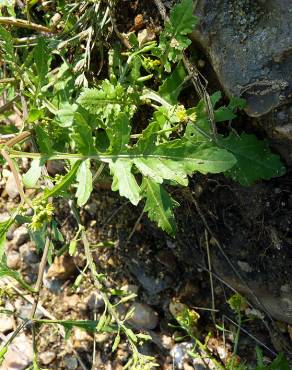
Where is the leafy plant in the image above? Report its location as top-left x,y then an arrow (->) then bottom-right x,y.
0,0 -> 287,368
254,348 -> 290,370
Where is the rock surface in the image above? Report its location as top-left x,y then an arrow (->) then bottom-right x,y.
47,255 -> 77,280
6,250 -> 21,270
0,313 -> 15,333
13,227 -> 29,247
127,302 -> 158,330
191,0 -> 292,163
191,0 -> 292,117
1,333 -> 33,370
4,172 -> 20,199
39,351 -> 56,365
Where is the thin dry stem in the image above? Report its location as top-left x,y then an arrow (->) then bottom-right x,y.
0,17 -> 53,33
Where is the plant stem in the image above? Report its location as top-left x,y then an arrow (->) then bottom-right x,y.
0,17 -> 53,33
0,149 -> 30,206
29,225 -> 52,320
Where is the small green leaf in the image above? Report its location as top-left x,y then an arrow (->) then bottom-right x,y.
56,103 -> 78,127
34,318 -> 115,333
27,108 -> 44,123
0,124 -> 18,135
35,125 -> 53,155
169,0 -> 198,35
107,112 -> 131,154
228,96 -> 246,111
112,332 -> 120,352
0,218 -> 14,261
33,37 -> 50,88
69,239 -> 77,256
0,345 -> 8,365
23,159 -> 43,188
141,178 -> 179,236
72,114 -> 96,156
269,353 -> 290,370
158,61 -> 186,104
124,328 -> 137,343
219,133 -> 286,186
0,25 -> 14,64
42,161 -> 81,201
76,159 -> 93,207
0,262 -> 35,292
109,160 -> 141,205
214,107 -> 236,122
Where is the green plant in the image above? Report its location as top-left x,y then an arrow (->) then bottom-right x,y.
0,0 -> 287,368
254,347 -> 290,370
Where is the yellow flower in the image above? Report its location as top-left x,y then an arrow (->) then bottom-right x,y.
175,105 -> 188,122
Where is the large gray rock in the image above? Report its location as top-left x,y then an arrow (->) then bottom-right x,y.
191,0 -> 292,117
191,0 -> 292,163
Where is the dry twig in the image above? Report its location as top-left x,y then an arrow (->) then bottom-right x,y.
0,17 -> 53,33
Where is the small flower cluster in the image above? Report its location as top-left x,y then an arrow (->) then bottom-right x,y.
30,202 -> 54,231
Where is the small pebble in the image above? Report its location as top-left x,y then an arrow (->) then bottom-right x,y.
127,302 -> 158,330
13,226 -> 29,247
4,172 -> 20,199
39,351 -> 56,365
0,313 -> 15,333
64,355 -> 78,370
6,250 -> 21,270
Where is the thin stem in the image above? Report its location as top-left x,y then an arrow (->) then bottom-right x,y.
69,201 -> 129,334
29,225 -> 52,320
0,149 -> 30,206
0,17 -> 53,33
205,229 -> 216,325
0,77 -> 16,84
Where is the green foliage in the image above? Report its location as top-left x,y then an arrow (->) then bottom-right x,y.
219,133 -> 286,186
141,178 -> 179,236
228,293 -> 248,315
0,218 -> 14,260
76,159 -> 93,207
78,80 -> 137,119
154,0 -> 198,71
0,261 -> 35,292
0,0 -> 288,368
158,61 -> 187,104
0,0 -> 285,241
255,348 -> 290,370
23,159 -> 43,188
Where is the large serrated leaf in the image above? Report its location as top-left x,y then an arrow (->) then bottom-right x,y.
76,159 -> 92,207
219,133 -> 286,186
78,80 -> 137,119
142,178 -> 179,236
109,160 -> 141,205
134,139 -> 237,185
